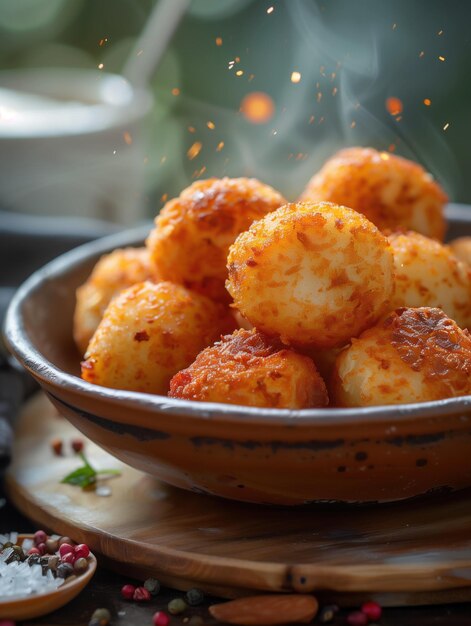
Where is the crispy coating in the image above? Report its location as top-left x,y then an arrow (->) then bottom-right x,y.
73,247 -> 159,355
300,147 -> 447,239
146,177 -> 286,302
169,329 -> 329,409
226,201 -> 395,349
331,307 -> 471,407
81,281 -> 235,395
388,231 -> 471,329
449,237 -> 471,267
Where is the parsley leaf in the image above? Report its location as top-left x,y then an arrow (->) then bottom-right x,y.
61,453 -> 121,489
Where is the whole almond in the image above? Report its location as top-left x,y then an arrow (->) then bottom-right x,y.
209,594 -> 318,625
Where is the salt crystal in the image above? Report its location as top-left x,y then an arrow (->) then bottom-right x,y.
22,538 -> 34,552
96,485 -> 112,497
0,554 -> 64,599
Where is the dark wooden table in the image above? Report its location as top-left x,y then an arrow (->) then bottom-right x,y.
1,484 -> 471,626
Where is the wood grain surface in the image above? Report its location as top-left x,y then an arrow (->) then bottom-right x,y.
6,393 -> 471,606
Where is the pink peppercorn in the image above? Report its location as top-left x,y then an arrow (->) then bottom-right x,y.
59,543 -> 74,558
34,530 -> 47,545
28,547 -> 41,555
121,584 -> 136,600
347,611 -> 368,626
133,587 -> 151,602
74,543 -> 90,559
61,552 -> 75,565
153,612 -> 170,626
361,601 -> 382,621
36,543 -> 47,556
71,438 -> 84,454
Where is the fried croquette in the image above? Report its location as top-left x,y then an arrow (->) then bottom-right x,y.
388,231 -> 471,329
300,147 -> 447,239
331,307 -> 471,407
81,281 -> 235,395
73,247 -> 159,355
449,237 -> 471,267
146,177 -> 286,302
169,328 -> 329,409
226,201 -> 395,349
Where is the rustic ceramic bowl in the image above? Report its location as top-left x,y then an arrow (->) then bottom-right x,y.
4,205 -> 471,506
0,535 -> 96,620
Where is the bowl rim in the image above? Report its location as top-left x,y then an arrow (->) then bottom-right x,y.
4,204 -> 471,428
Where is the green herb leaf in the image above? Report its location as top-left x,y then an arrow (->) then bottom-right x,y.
61,465 -> 96,488
61,453 -> 120,490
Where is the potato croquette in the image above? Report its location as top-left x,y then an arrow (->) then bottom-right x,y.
226,201 -> 395,349
146,177 -> 286,302
449,237 -> 471,267
300,147 -> 447,239
74,247 -> 159,355
331,307 -> 471,407
169,329 -> 329,409
81,281 -> 235,395
388,231 -> 471,329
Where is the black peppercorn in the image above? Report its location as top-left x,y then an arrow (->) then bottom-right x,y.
27,554 -> 41,566
144,577 -> 161,596
57,562 -> 74,578
185,588 -> 205,606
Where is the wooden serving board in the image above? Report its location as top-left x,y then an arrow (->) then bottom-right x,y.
6,393 -> 471,607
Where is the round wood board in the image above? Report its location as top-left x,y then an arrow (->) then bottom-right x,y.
6,393 -> 471,607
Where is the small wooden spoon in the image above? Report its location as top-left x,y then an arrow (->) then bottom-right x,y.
0,534 -> 97,621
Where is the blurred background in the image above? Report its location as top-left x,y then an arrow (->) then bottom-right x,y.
0,0 -> 470,224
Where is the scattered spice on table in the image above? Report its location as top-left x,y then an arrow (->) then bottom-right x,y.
71,438 -> 84,454
153,611 -> 170,626
51,437 -> 63,456
121,584 -> 136,600
346,610 -> 369,625
133,586 -> 151,602
185,587 -> 205,606
361,601 -> 382,621
89,607 -> 111,626
144,577 -> 161,596
168,597 -> 188,614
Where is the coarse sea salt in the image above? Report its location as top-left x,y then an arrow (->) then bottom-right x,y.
0,548 -> 64,600
21,537 -> 34,552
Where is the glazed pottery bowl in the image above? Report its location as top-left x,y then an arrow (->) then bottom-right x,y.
4,205 -> 471,505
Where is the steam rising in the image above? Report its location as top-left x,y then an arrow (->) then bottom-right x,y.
149,0 -> 460,209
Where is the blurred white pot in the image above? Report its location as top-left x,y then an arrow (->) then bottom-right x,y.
0,68 -> 153,225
